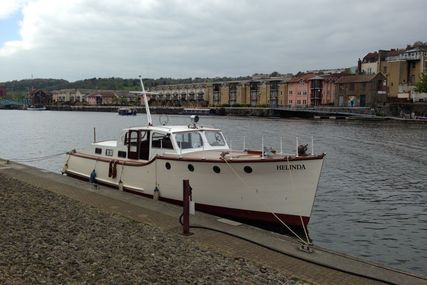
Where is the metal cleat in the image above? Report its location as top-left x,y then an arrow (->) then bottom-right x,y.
298,243 -> 313,253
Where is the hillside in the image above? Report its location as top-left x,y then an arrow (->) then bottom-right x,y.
1,76 -> 254,92
0,76 -> 252,99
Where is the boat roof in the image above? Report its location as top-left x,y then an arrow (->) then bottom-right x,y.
123,125 -> 221,133
93,140 -> 117,147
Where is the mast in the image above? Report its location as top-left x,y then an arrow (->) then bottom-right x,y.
139,75 -> 153,126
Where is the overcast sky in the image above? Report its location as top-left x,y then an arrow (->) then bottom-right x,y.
0,0 -> 426,82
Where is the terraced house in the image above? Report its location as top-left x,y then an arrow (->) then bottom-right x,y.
148,83 -> 208,107
209,77 -> 289,107
51,89 -> 91,104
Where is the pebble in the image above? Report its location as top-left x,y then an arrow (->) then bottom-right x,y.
0,173 -> 311,284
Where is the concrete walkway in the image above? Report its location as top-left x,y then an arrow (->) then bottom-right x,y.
1,159 -> 426,285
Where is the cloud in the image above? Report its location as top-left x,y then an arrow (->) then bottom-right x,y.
0,0 -> 426,81
0,0 -> 27,19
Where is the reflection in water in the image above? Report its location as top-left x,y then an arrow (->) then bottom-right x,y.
0,110 -> 426,275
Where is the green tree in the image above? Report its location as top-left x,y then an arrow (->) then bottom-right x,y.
406,41 -> 427,49
415,73 -> 427,93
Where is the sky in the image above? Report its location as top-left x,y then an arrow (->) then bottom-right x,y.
0,0 -> 426,82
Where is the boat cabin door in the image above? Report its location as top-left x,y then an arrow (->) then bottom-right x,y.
127,130 -> 150,160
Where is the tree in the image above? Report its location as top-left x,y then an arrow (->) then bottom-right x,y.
406,41 -> 427,49
415,73 -> 427,93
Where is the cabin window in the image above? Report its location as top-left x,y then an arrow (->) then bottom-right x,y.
151,132 -> 174,149
118,151 -> 127,158
124,131 -> 147,145
95,148 -> 102,154
205,131 -> 226,147
105,149 -> 113,156
175,132 -> 203,149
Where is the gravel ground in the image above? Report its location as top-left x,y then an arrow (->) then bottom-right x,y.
0,173 -> 309,284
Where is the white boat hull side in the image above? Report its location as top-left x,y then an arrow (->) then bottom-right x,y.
155,158 -> 323,218
65,154 -> 157,193
64,153 -> 324,226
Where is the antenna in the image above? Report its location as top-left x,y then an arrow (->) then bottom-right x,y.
139,75 -> 153,126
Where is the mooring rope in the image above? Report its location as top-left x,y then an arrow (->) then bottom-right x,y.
286,155 -> 311,245
4,152 -> 68,162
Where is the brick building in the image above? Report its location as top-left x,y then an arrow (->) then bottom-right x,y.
335,73 -> 387,107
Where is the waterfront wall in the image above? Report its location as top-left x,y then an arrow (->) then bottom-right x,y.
383,102 -> 427,117
46,105 -> 344,118
39,104 -> 427,119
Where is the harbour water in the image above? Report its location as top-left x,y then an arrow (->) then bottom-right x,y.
0,110 -> 426,276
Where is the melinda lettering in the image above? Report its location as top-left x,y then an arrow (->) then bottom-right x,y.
277,164 -> 306,171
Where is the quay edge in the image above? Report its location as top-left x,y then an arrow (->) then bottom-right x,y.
43,105 -> 387,120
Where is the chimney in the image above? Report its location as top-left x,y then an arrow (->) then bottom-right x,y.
357,58 -> 362,74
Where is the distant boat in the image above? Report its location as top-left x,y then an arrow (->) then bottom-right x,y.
182,108 -> 213,115
26,105 -> 47,111
118,107 -> 137,116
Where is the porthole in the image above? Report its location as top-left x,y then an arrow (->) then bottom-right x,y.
188,164 -> 194,172
213,166 -> 221,173
244,166 -> 253,174
165,162 -> 171,170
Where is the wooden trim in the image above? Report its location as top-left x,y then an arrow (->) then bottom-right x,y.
157,153 -> 325,163
68,152 -> 156,166
68,151 -> 325,165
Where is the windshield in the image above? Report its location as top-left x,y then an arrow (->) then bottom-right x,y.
205,131 -> 226,147
175,132 -> 203,149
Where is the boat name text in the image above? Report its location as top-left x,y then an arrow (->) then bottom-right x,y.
276,164 -> 306,171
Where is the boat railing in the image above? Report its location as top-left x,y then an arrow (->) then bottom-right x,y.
225,135 -> 317,157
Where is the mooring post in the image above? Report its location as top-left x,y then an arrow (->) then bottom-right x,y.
182,179 -> 192,236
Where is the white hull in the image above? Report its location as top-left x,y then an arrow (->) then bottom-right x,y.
64,152 -> 324,227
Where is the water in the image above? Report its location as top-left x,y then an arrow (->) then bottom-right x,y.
1,110 -> 426,276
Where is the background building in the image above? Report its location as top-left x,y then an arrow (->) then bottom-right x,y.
52,89 -> 91,104
335,73 -> 387,107
360,49 -> 401,75
28,89 -> 51,107
207,77 -> 289,107
359,46 -> 427,100
384,47 -> 427,99
0,85 -> 6,97
287,74 -> 312,107
150,83 -> 208,107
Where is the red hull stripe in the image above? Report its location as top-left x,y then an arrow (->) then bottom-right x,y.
125,189 -> 310,227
